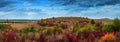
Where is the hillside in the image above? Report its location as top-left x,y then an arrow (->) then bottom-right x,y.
0,17 -> 120,42
94,18 -> 112,23
9,17 -> 91,30
9,17 -> 112,30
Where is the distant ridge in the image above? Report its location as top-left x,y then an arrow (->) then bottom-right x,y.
94,18 -> 112,23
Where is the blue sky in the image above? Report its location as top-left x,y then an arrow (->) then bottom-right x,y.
0,0 -> 120,19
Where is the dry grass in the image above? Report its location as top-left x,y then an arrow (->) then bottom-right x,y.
10,22 -> 40,30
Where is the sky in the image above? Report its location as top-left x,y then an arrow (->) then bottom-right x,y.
0,0 -> 120,19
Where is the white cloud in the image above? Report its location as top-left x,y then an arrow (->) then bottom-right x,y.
23,2 -> 32,6
24,12 -> 38,15
34,5 -> 120,19
74,5 -> 120,19
0,4 -> 120,19
0,12 -> 10,15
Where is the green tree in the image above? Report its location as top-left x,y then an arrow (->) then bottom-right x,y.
90,19 -> 95,24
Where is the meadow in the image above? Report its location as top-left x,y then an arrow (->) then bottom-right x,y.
0,17 -> 119,42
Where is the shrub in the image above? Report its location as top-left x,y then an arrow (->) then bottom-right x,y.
44,27 -> 63,35
88,25 -> 96,31
77,25 -> 96,34
29,26 -> 36,32
72,26 -> 77,33
102,23 -> 115,32
113,18 -> 120,31
37,19 -> 47,26
40,28 -> 46,33
34,32 -> 40,39
0,24 -> 5,30
37,34 -> 46,42
71,22 -> 83,34
102,18 -> 120,32
43,28 -> 56,35
61,22 -> 70,29
38,19 -> 56,26
46,28 -> 54,35
57,28 -> 63,34
90,19 -> 95,24
77,28 -> 88,34
99,33 -> 116,42
24,26 -> 36,33
3,31 -> 19,42
64,33 -> 78,42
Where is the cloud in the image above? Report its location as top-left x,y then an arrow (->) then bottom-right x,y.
18,8 -> 42,12
0,0 -> 16,8
23,0 -> 48,4
51,0 -> 120,7
24,12 -> 38,15
75,4 -> 120,19
0,8 -> 48,19
0,11 -> 10,15
0,0 -> 120,19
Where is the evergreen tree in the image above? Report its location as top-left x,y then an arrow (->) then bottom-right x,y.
90,19 -> 95,24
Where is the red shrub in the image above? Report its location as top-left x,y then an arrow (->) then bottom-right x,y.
64,33 -> 78,42
3,30 -> 18,42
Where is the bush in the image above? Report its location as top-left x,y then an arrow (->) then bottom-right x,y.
102,23 -> 115,32
61,22 -> 70,29
22,26 -> 36,34
44,27 -> 63,35
29,26 -> 36,32
72,26 -> 77,33
37,34 -> 46,42
77,28 -> 88,34
38,19 -> 56,26
3,31 -> 19,42
77,25 -> 96,34
37,19 -> 47,26
0,24 -> 5,30
46,28 -> 55,35
113,18 -> 120,31
99,33 -> 116,42
64,33 -> 78,42
102,18 -> 120,32
88,25 -> 96,31
90,19 -> 95,24
57,28 -> 63,34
